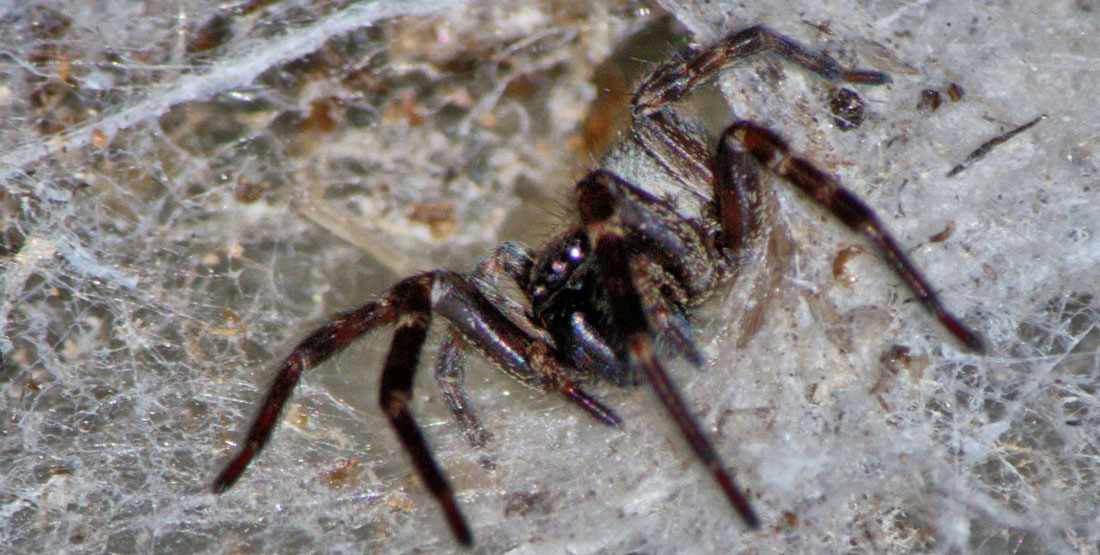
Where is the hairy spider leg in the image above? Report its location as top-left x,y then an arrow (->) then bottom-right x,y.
601,180 -> 720,372
633,25 -> 890,116
212,300 -> 397,493
628,26 -> 894,203
631,257 -> 706,367
712,117 -> 770,255
214,270 -> 622,547
627,22 -> 980,351
434,328 -> 491,448
435,242 -> 539,449
576,170 -> 761,529
433,240 -> 612,450
726,121 -> 984,352
427,272 -> 621,424
375,278 -> 473,545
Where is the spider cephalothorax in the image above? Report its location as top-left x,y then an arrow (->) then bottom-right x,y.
212,25 -> 983,546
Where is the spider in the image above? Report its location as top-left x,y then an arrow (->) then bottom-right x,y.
211,25 -> 984,546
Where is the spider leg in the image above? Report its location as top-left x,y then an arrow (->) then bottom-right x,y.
377,276 -> 473,546
724,121 -> 984,351
632,257 -> 705,367
712,127 -> 769,257
434,330 -> 491,448
634,25 -> 889,115
384,271 -> 622,544
564,311 -> 622,374
216,264 -> 620,546
430,271 -> 621,426
435,241 -> 545,449
212,300 -> 396,493
576,170 -> 761,529
438,241 -> 624,429
467,241 -> 541,336
626,26 -> 893,195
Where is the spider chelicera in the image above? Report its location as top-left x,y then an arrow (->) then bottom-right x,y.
212,25 -> 984,546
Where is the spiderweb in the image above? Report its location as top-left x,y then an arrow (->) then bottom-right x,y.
2,0 -> 1098,553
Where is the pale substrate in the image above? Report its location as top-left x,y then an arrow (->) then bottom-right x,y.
1,0 -> 1097,553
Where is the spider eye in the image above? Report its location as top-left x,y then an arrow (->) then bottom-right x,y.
551,260 -> 567,274
567,244 -> 583,261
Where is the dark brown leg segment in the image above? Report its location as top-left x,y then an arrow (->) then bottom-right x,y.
378,277 -> 473,546
433,242 -> 539,449
216,265 -> 623,547
726,121 -> 984,352
435,330 -> 492,449
430,270 -> 621,426
577,171 -> 761,529
383,270 -> 623,545
212,299 -> 397,493
634,25 -> 889,115
713,127 -> 769,256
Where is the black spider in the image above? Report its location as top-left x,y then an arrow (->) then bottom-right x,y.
211,26 -> 984,546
